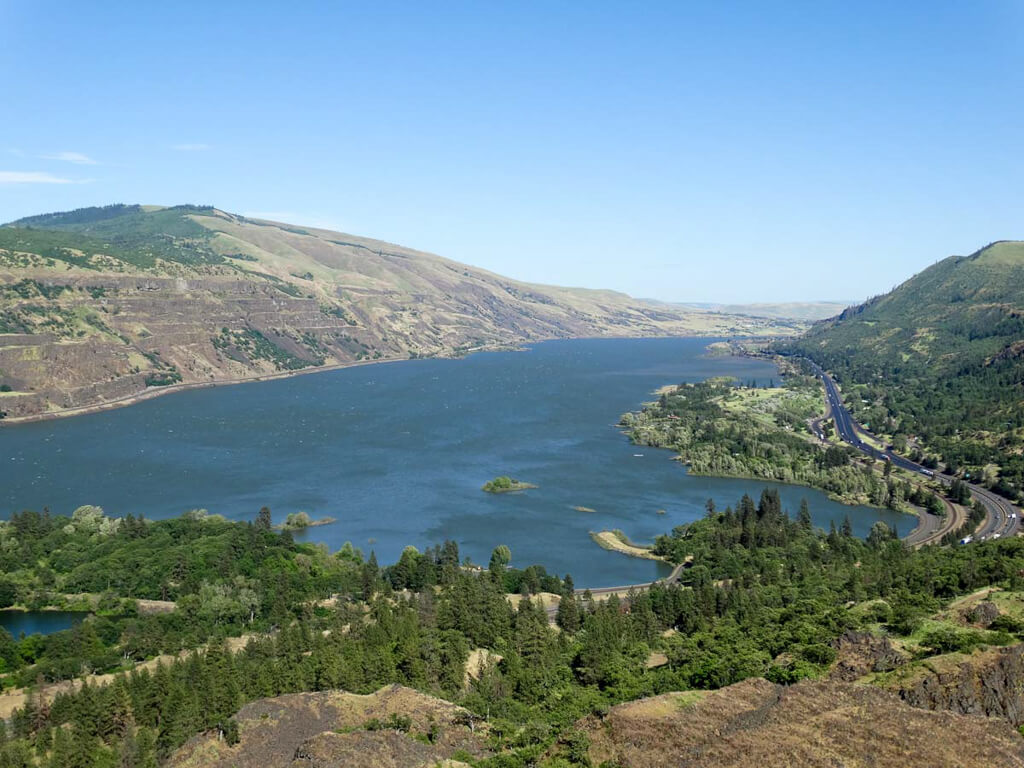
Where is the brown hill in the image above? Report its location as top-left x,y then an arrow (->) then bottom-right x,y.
0,205 -> 799,422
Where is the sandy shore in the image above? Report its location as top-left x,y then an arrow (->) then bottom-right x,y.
590,530 -> 666,561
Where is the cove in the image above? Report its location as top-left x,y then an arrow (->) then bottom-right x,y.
0,337 -> 908,587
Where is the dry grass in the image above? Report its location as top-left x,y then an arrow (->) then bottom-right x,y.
505,592 -> 562,611
464,648 -> 503,687
645,651 -> 669,669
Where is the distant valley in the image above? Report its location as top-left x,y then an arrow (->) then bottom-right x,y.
0,205 -> 801,422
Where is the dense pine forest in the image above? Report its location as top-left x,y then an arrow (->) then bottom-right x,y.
0,497 -> 1020,766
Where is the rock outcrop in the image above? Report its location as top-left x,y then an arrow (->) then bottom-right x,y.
578,678 -> 1024,767
168,684 -> 488,768
896,644 -> 1024,727
829,629 -> 909,682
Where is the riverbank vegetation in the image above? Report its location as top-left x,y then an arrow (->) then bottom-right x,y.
482,476 -> 537,493
0,491 -> 1021,765
620,366 -> 926,512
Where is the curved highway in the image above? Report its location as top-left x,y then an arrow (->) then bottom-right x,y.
804,359 -> 1020,541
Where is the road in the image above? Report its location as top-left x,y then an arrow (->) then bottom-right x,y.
581,559 -> 690,598
803,358 -> 1020,542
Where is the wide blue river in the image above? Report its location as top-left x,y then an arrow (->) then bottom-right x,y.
0,337 -> 907,587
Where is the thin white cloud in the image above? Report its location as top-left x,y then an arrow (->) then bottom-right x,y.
40,151 -> 98,165
0,171 -> 89,184
172,143 -> 211,151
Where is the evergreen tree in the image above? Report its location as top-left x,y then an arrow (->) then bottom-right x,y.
256,506 -> 273,531
556,575 -> 581,633
797,499 -> 812,530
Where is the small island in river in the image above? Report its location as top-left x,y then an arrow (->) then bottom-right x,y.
482,476 -> 538,493
274,511 -> 337,530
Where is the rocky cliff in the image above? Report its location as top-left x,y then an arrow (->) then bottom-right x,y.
895,644 -> 1024,727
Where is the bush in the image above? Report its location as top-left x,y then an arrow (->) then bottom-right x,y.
988,614 -> 1024,634
363,713 -> 412,732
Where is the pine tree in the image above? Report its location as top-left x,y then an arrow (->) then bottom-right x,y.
797,499 -> 812,531
556,575 -> 581,633
134,727 -> 158,768
256,506 -> 273,531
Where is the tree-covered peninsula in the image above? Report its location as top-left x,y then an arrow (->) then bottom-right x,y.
619,364 -> 944,513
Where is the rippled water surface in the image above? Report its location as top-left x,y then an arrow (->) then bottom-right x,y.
0,338 -> 908,586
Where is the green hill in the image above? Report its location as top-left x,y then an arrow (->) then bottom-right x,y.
783,241 -> 1024,499
0,205 -> 800,422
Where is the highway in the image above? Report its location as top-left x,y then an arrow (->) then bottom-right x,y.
803,358 -> 1020,542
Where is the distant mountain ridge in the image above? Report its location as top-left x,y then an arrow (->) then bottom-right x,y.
784,240 -> 1024,499
0,204 -> 799,422
678,300 -> 854,322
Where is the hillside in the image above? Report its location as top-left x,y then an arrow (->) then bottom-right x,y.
784,241 -> 1024,499
577,678 -> 1024,767
0,204 -> 798,422
169,685 -> 488,768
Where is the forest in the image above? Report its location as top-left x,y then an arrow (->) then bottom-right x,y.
0,494 -> 1021,767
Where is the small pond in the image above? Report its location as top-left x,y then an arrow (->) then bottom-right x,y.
0,610 -> 88,637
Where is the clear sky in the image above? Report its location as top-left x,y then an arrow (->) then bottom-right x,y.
1,2 -> 1021,303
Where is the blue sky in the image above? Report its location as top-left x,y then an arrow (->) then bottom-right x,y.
1,2 -> 1021,303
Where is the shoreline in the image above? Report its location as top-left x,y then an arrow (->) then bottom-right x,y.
590,530 -> 667,561
0,354 -> 414,427
0,333 -> 793,428
681,463 -> 917,515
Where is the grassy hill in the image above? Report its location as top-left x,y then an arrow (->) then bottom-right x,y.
783,241 -> 1024,500
0,205 -> 801,421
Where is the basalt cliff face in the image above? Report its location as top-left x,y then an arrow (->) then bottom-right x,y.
894,643 -> 1024,726
0,205 -> 796,421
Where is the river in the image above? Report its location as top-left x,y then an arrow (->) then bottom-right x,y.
0,337 -> 908,587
